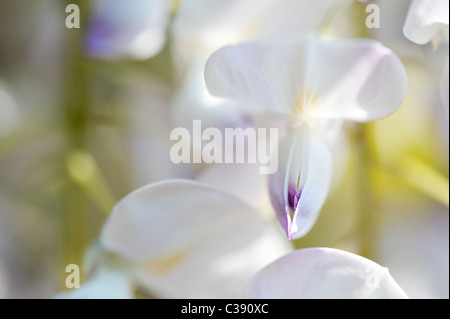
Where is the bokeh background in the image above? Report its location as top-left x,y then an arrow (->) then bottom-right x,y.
0,0 -> 448,298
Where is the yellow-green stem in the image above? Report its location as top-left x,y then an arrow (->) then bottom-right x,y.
59,0 -> 91,287
355,123 -> 381,261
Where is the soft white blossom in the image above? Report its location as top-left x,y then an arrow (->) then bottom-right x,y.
205,34 -> 408,239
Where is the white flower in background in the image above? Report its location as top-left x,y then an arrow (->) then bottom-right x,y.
403,0 -> 449,120
246,247 -> 408,299
403,0 -> 449,47
114,75 -> 197,188
57,179 -> 291,299
84,0 -> 170,60
378,209 -> 449,299
205,34 -> 408,239
171,0 -> 345,72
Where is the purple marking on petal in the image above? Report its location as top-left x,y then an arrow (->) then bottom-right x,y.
287,184 -> 302,212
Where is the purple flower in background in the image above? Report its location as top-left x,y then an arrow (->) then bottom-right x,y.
85,0 -> 169,60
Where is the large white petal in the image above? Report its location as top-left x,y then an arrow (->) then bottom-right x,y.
403,0 -> 449,45
84,0 -> 169,60
205,37 -> 309,114
205,35 -> 407,122
246,247 -> 408,299
135,223 -> 290,298
100,179 -> 292,298
269,129 -> 333,240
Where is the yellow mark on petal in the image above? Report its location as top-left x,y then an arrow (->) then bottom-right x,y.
139,251 -> 186,275
293,89 -> 319,128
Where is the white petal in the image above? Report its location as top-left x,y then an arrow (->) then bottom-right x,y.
269,129 -> 333,239
54,267 -> 133,299
403,0 -> 449,45
196,162 -> 269,215
135,224 -> 291,298
205,36 -> 309,114
85,0 -> 169,60
246,247 -> 408,299
205,35 -> 407,122
100,179 -> 292,298
304,37 -> 408,122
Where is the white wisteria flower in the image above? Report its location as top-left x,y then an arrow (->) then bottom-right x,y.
84,0 -> 170,60
170,0 -> 348,164
403,0 -> 449,121
246,247 -> 408,299
205,34 -> 408,239
56,179 -> 292,299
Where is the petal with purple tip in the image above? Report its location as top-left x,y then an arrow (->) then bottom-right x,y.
269,129 -> 333,240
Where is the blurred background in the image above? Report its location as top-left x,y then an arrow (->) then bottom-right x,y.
0,0 -> 448,298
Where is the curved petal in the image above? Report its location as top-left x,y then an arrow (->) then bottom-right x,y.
269,129 -> 333,240
84,0 -> 169,60
100,179 -> 292,298
245,247 -> 408,299
205,35 -> 407,122
403,0 -> 449,45
205,36 -> 309,114
304,36 -> 408,122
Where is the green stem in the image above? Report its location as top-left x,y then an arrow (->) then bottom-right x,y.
397,157 -> 449,206
59,0 -> 91,286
